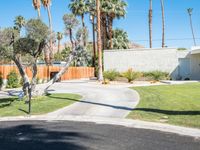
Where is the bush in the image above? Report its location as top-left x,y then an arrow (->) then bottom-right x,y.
7,71 -> 20,88
103,70 -> 120,81
122,69 -> 141,82
0,73 -> 3,89
143,71 -> 169,81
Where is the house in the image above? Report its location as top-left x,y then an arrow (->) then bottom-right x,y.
104,47 -> 200,80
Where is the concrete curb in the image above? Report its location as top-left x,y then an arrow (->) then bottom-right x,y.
0,115 -> 200,138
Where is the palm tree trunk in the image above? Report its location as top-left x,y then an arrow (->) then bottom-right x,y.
189,14 -> 196,46
149,0 -> 153,48
108,16 -> 113,49
69,29 -> 74,48
100,13 -> 107,50
81,14 -> 85,28
37,8 -> 41,18
81,14 -> 87,46
47,6 -> 53,64
92,16 -> 96,68
96,0 -> 103,81
161,0 -> 165,48
58,39 -> 61,53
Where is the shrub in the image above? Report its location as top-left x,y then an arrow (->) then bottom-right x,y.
103,70 -> 120,81
7,71 -> 20,88
143,71 -> 169,81
0,73 -> 3,89
122,69 -> 141,82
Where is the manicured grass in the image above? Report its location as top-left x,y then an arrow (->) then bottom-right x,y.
128,83 -> 200,128
0,93 -> 81,117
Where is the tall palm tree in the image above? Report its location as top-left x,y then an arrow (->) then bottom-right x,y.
32,0 -> 41,18
63,14 -> 79,49
57,32 -> 63,53
14,15 -> 26,33
90,15 -> 96,68
96,0 -> 103,81
69,0 -> 89,46
107,0 -> 127,49
161,0 -> 165,48
187,8 -> 196,46
149,0 -> 153,48
41,0 -> 53,64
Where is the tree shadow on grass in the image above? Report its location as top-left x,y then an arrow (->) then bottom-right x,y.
47,95 -> 134,111
0,122 -> 90,150
0,98 -> 18,108
134,108 -> 200,116
18,108 -> 29,114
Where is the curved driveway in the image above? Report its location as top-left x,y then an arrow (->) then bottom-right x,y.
47,80 -> 139,118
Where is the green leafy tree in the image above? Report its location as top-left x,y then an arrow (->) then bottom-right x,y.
15,19 -> 49,92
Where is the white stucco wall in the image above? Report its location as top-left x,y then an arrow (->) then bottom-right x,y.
190,54 -> 200,80
104,48 -> 179,72
104,48 -> 193,80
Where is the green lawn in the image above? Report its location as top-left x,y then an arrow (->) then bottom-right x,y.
128,83 -> 200,128
0,93 -> 81,117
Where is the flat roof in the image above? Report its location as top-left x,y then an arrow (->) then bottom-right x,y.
190,46 -> 200,54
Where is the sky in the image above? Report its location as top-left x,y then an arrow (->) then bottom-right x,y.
0,0 -> 200,49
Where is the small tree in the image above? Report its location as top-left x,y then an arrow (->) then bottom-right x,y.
14,19 -> 49,93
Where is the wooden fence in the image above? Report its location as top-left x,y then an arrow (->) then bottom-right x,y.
0,65 -> 95,81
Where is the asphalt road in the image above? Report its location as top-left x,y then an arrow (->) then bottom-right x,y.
0,121 -> 199,150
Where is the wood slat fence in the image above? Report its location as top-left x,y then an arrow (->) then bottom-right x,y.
0,65 -> 95,81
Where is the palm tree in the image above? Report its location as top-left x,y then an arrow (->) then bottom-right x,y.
32,0 -> 41,18
69,0 -> 89,46
111,29 -> 129,49
63,14 -> 79,48
96,0 -> 103,81
14,15 -> 26,33
57,32 -> 63,53
187,8 -> 196,46
90,15 -> 96,67
161,0 -> 165,48
41,0 -> 53,64
107,0 -> 127,49
149,0 -> 153,48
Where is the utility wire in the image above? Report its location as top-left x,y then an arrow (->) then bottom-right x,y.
133,38 -> 200,42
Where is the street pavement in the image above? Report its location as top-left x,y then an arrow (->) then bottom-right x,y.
0,121 -> 200,150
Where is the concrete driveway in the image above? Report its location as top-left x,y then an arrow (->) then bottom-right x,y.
46,80 -> 139,118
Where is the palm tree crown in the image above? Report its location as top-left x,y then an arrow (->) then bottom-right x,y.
32,0 -> 41,18
14,15 -> 26,32
41,0 -> 51,7
69,0 -> 89,17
